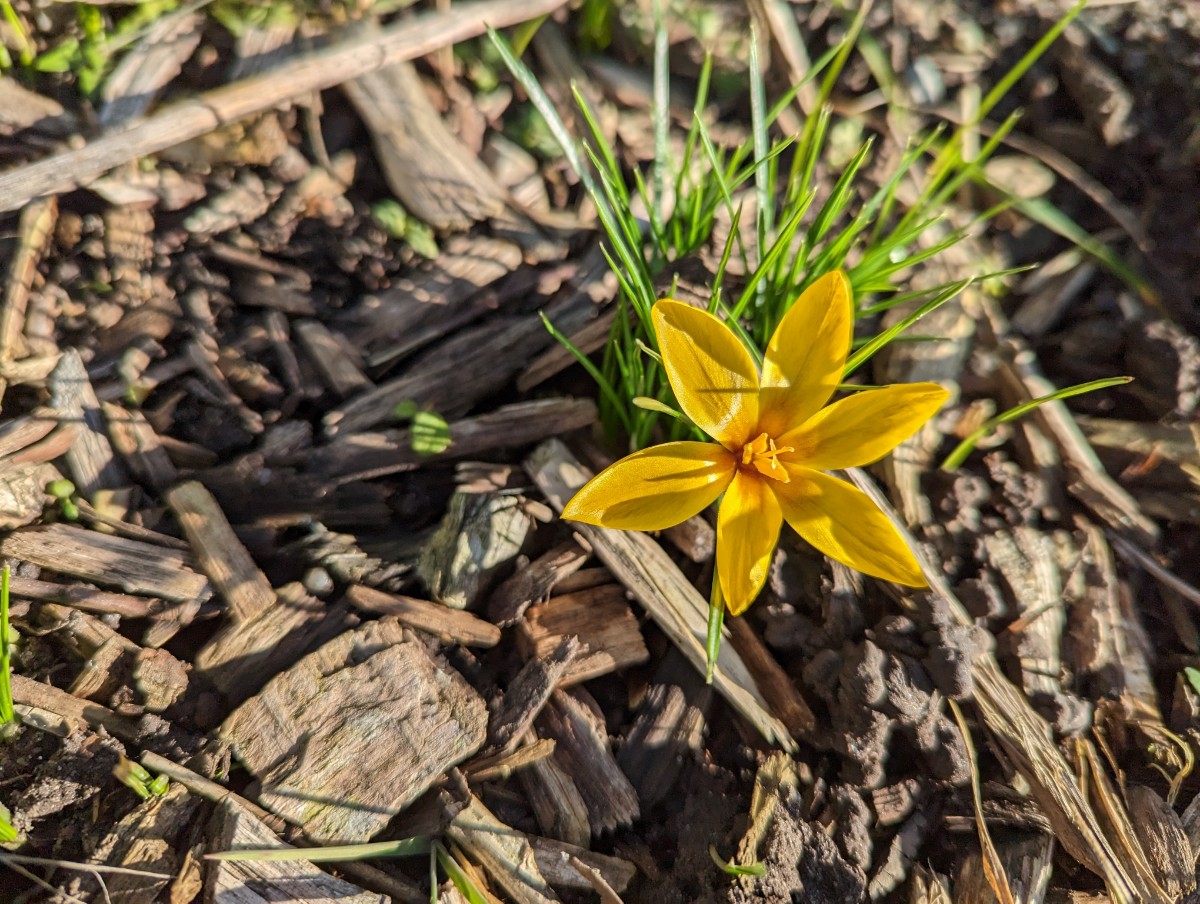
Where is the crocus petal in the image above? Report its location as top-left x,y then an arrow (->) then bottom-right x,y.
780,382 -> 950,470
717,470 -> 783,616
758,271 -> 853,437
562,441 -> 736,531
774,465 -> 926,587
653,300 -> 760,449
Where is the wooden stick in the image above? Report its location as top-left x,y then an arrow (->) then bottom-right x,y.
344,584 -> 501,648
0,0 -> 568,212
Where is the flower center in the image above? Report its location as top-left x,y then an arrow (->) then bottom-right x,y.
741,432 -> 794,482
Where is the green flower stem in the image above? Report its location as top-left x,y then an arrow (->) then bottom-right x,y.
705,570 -> 725,684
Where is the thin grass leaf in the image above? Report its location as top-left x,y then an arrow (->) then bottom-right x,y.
750,24 -> 773,253
710,845 -> 767,878
843,277 -> 974,377
435,843 -> 490,904
0,565 -> 12,726
207,838 -> 430,862
488,29 -> 594,197
857,265 -> 1034,315
651,0 -> 669,226
941,376 -> 1133,470
541,311 -> 635,437
705,573 -> 725,684
508,15 -> 548,57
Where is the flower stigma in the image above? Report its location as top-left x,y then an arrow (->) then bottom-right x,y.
740,432 -> 793,482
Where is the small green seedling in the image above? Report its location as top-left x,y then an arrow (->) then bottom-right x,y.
371,199 -> 438,259
0,565 -> 15,735
393,401 -> 452,456
114,756 -> 168,800
709,845 -> 766,878
46,478 -> 80,522
0,801 -> 18,846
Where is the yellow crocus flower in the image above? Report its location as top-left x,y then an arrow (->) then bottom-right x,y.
562,271 -> 949,615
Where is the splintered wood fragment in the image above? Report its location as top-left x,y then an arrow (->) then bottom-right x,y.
519,729 -> 592,848
349,236 -> 521,364
618,650 -> 710,808
0,0 -> 571,213
464,738 -> 557,782
10,673 -> 144,743
1,522 -> 209,603
49,348 -> 127,496
344,58 -> 505,230
98,10 -> 203,127
103,402 -> 180,492
11,575 -> 161,617
0,461 -> 64,530
526,439 -> 793,748
518,585 -> 649,685
166,480 -> 275,623
488,636 -> 580,754
88,783 -> 200,904
0,196 -> 55,363
206,800 -> 390,904
221,619 -> 487,842
489,539 -> 590,627
724,613 -> 815,738
309,398 -> 597,481
663,514 -> 715,563
294,318 -> 371,398
345,583 -> 500,647
537,688 -> 639,834
418,490 -> 530,610
446,793 -> 559,904
0,406 -> 58,457
195,582 -> 359,703
529,837 -> 636,895
325,281 -> 599,436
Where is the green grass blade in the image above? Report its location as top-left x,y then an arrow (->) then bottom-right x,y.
207,838 -> 430,862
843,278 -> 973,377
435,843 -> 490,904
0,565 -> 13,726
540,311 -> 635,437
941,376 -> 1133,470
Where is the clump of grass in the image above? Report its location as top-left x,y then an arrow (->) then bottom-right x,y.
0,565 -> 15,735
491,1 -> 1091,453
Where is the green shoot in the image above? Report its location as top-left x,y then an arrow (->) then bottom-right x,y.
709,844 -> 766,877
434,841 -> 489,904
940,377 -> 1134,470
114,756 -> 168,800
705,572 -> 725,683
0,565 -> 13,730
393,402 -> 452,456
0,802 -> 18,846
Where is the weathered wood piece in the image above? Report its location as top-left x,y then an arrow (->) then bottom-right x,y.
488,636 -> 580,755
618,650 -> 710,808
103,403 -> 180,492
724,611 -> 816,739
0,0 -> 571,212
536,689 -> 639,834
205,800 -> 389,904
1,523 -> 210,604
166,480 -> 275,623
0,196 -> 55,365
345,583 -> 500,647
98,10 -> 203,127
0,76 -> 74,135
309,398 -> 597,480
520,730 -> 592,847
488,539 -> 590,627
294,318 -> 371,399
0,461 -> 62,530
11,575 -> 161,618
87,783 -> 200,904
195,582 -> 358,703
518,585 -> 649,685
220,619 -> 487,842
418,490 -> 530,610
528,836 -> 636,895
343,58 -> 506,230
10,673 -> 145,744
526,439 -> 793,748
49,348 -> 127,496
446,792 -> 559,904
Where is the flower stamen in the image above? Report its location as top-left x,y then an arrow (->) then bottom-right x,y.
741,432 -> 794,482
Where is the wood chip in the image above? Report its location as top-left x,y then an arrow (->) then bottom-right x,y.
194,582 -> 359,703
446,792 -> 558,904
50,348 -> 127,496
488,539 -> 590,627
294,318 -> 372,398
488,636 -> 580,755
518,585 -> 649,685
221,619 -> 487,842
525,439 -> 793,749
1,522 -> 210,604
536,688 -> 639,834
345,583 -> 500,647
166,480 -> 275,623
